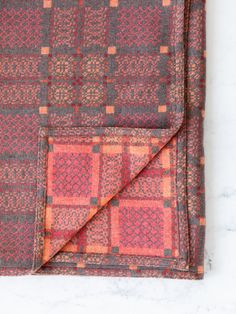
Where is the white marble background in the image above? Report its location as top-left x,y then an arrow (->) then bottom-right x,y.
0,1 -> 236,313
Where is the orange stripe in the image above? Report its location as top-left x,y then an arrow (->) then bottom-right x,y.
45,206 -> 52,230
52,196 -> 90,206
53,144 -> 92,154
62,242 -> 78,253
91,152 -> 100,196
102,145 -> 122,154
129,146 -> 149,154
119,199 -> 164,207
85,245 -> 109,254
163,177 -> 171,197
161,148 -> 170,169
47,152 -> 53,195
43,238 -> 51,262
120,247 -> 163,256
111,206 -> 120,247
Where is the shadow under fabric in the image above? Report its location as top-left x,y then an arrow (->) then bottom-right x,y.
0,0 -> 206,279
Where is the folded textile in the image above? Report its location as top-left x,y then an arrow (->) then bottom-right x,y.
0,0 -> 206,279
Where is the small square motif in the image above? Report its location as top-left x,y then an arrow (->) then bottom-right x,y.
41,47 -> 50,55
48,144 -> 54,152
164,200 -> 171,208
77,262 -> 85,268
47,196 -> 53,204
197,266 -> 204,274
106,105 -> 115,114
160,46 -> 169,54
90,197 -> 98,205
162,0 -> 171,6
164,249 -> 172,256
200,156 -> 205,165
43,0 -> 52,8
110,0 -> 119,7
39,106 -> 48,114
48,137 -> 53,144
174,249 -> 179,258
110,199 -> 119,207
112,246 -> 119,253
92,144 -> 100,153
107,46 -> 117,55
199,217 -> 206,226
92,136 -> 100,143
151,146 -> 159,154
158,105 -> 167,113
105,77 -> 113,84
129,264 -> 137,270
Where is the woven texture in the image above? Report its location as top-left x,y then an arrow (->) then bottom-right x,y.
0,0 -> 205,279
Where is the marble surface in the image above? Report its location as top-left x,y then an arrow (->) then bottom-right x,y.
0,1 -> 236,313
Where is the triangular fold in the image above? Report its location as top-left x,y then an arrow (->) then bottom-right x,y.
39,126 -> 179,268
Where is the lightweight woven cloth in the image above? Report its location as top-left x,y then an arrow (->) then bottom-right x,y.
0,0 -> 205,279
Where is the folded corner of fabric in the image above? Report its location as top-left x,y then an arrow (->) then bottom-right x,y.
0,0 -> 206,279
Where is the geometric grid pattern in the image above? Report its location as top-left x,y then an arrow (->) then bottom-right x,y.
63,138 -> 178,258
38,0 -> 174,129
0,0 -> 206,279
42,128 -> 172,263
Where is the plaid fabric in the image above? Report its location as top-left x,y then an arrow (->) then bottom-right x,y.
0,0 -> 205,279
